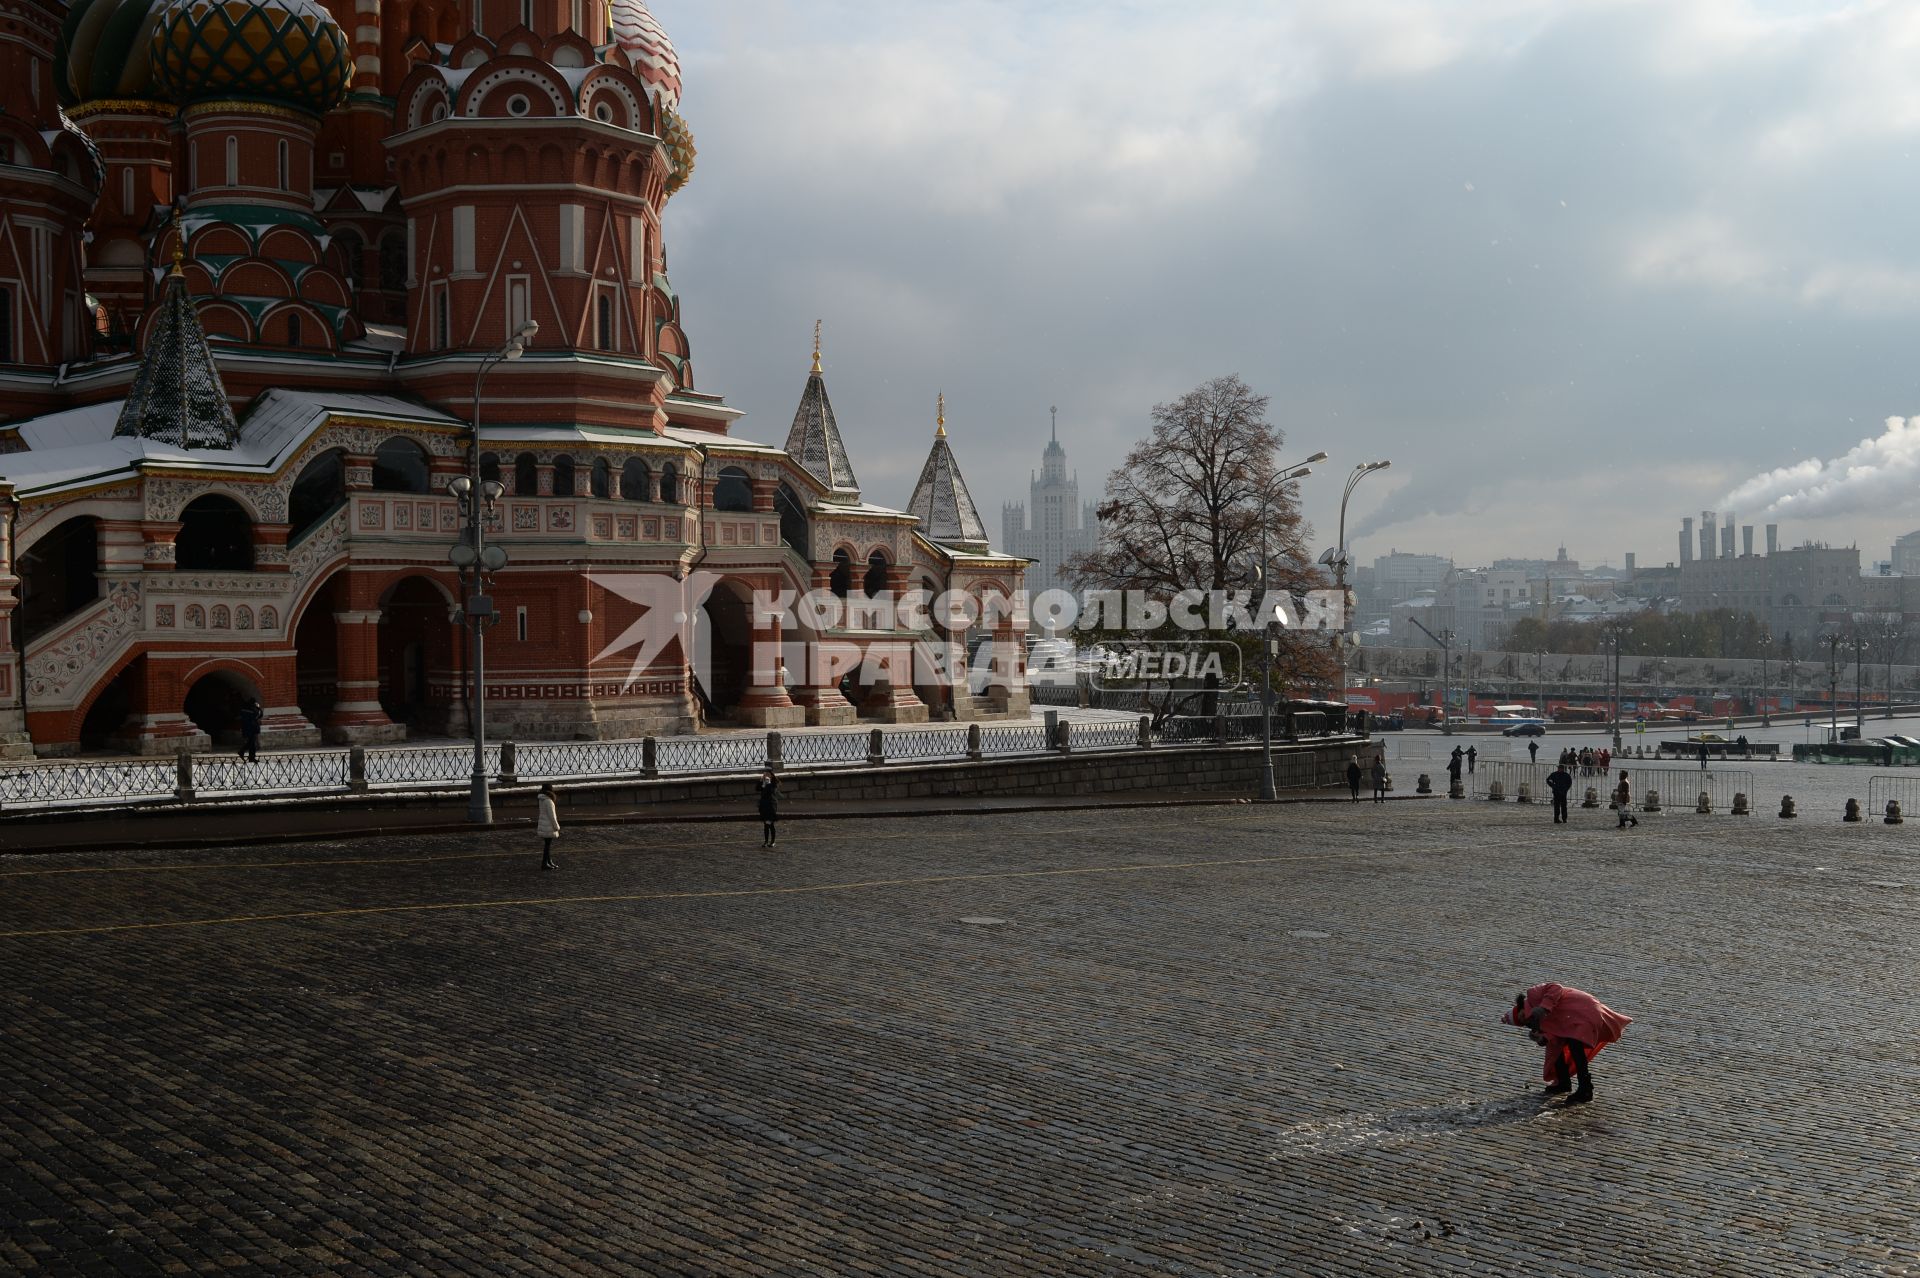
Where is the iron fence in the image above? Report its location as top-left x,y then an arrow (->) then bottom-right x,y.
364,744 -> 503,787
1074,722 -> 1142,752
1475,761 -> 1753,812
516,739 -> 651,781
656,736 -> 766,774
195,751 -> 351,798
1868,775 -> 1920,822
780,732 -> 871,768
980,724 -> 1049,755
883,729 -> 971,763
0,758 -> 176,808
1391,738 -> 1432,760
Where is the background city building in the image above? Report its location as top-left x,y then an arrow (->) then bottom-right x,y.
1001,408 -> 1099,603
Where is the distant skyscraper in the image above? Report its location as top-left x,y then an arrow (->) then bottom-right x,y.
1002,407 -> 1101,604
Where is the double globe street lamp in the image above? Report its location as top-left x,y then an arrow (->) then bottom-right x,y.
1319,460 -> 1391,713
452,319 -> 538,824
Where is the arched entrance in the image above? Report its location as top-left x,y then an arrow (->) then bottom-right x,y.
184,669 -> 262,748
78,661 -> 136,752
377,575 -> 456,734
293,572 -> 344,727
695,584 -> 753,721
17,515 -> 101,647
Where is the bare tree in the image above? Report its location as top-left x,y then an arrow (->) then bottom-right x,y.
1068,375 -> 1334,720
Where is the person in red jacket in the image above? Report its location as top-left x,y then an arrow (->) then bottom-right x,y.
1502,982 -> 1632,1104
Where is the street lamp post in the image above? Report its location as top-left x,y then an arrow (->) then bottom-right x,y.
1255,454 -> 1323,800
1826,632 -> 1841,744
1854,629 -> 1866,733
1322,460 -> 1391,709
451,320 -> 538,824
1757,633 -> 1771,727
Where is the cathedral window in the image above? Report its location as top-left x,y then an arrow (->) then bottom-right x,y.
0,285 -> 11,362
775,484 -> 809,554
16,516 -> 101,646
122,168 -> 134,215
621,458 -> 650,501
552,455 -> 577,496
515,452 -> 538,495
225,135 -> 238,186
863,551 -> 890,598
277,140 -> 290,191
481,453 -> 502,487
520,0 -> 532,26
830,549 -> 852,599
432,285 -> 450,348
379,234 -> 407,291
372,438 -> 432,494
286,312 -> 302,346
713,467 -> 753,513
590,457 -> 611,499
176,496 -> 255,572
596,290 -> 614,349
658,462 -> 679,504
289,450 -> 345,541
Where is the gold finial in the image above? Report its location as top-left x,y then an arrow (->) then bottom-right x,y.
936,392 -> 946,437
811,319 -> 822,374
169,209 -> 185,277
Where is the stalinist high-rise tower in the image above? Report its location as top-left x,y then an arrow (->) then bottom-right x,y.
1001,407 -> 1100,599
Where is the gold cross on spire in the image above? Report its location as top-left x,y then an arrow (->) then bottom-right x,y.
936,391 -> 945,437
811,319 -> 822,374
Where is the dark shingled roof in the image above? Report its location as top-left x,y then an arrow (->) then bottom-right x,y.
782,368 -> 859,500
114,270 -> 238,450
908,430 -> 989,549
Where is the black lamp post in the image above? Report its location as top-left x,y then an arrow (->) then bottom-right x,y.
1255,455 -> 1321,800
451,320 -> 537,824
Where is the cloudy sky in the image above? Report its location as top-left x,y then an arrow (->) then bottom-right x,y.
656,0 -> 1920,572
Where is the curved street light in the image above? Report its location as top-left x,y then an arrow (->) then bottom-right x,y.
1321,460 -> 1391,710
458,319 -> 539,824
1253,450 -> 1324,800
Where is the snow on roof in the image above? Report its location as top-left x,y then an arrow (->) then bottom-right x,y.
0,390 -> 459,496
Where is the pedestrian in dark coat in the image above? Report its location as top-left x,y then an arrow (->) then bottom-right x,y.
237,699 -> 263,763
1613,771 -> 1639,828
1528,739 -> 1539,763
1467,745 -> 1478,773
757,769 -> 780,847
1369,755 -> 1387,804
1546,764 -> 1573,824
1345,756 -> 1363,802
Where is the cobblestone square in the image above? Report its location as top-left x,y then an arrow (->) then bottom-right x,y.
3,799 -> 1917,1275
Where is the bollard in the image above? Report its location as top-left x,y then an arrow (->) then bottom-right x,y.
1695,790 -> 1712,815
1137,715 -> 1152,749
1383,771 -> 1395,793
1516,782 -> 1532,803
348,745 -> 368,793
1731,791 -> 1750,815
1581,786 -> 1600,809
1778,794 -> 1797,819
767,731 -> 784,772
868,727 -> 885,766
1213,713 -> 1228,744
500,741 -> 518,785
1642,788 -> 1661,813
1844,797 -> 1863,823
967,723 -> 983,761
642,736 -> 659,779
1448,776 -> 1465,800
175,750 -> 195,803
1056,721 -> 1073,754
1486,779 -> 1505,801
1887,799 -> 1905,825
1417,772 -> 1431,794
1043,710 -> 1059,747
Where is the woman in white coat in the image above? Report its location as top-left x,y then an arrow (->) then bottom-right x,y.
535,783 -> 561,869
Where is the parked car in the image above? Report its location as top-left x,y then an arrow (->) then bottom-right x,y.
1501,721 -> 1547,737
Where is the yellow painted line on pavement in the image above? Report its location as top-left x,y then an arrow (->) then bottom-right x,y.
0,844 -> 1414,941
0,821 -> 1111,879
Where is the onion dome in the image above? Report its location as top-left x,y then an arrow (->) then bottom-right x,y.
57,0 -> 170,107
661,106 -> 696,197
610,0 -> 680,112
150,0 -> 350,115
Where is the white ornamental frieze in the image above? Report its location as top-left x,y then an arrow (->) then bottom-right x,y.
25,580 -> 143,703
288,508 -> 351,581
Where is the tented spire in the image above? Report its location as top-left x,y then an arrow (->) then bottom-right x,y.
114,267 -> 238,450
908,397 -> 989,549
783,325 -> 859,500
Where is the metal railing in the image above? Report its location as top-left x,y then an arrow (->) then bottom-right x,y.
0,717 -> 1362,815
1474,762 -> 1754,812
1868,775 -> 1920,822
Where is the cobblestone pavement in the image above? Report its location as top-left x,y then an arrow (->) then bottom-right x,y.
4,801 -> 1919,1275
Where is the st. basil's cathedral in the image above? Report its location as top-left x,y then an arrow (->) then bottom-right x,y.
0,0 -> 1030,756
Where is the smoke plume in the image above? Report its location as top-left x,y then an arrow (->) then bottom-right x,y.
1722,415 -> 1920,518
